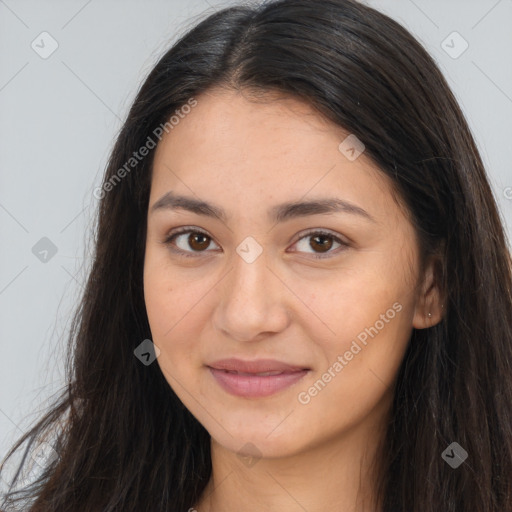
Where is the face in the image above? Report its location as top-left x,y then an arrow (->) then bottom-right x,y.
143,87 -> 430,459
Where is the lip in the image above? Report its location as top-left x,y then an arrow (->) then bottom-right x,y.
207,358 -> 310,398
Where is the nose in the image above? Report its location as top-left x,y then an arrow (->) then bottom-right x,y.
212,246 -> 291,343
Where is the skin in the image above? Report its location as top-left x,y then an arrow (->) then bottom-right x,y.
143,87 -> 443,512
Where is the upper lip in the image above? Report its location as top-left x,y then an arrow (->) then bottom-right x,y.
208,358 -> 309,374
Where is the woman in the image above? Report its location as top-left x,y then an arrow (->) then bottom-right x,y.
1,0 -> 511,510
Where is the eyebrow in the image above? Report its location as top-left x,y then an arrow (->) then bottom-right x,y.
149,191 -> 376,224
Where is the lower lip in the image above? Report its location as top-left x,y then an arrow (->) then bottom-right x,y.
208,367 -> 309,398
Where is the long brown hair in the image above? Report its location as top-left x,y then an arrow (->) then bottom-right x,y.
1,0 -> 511,510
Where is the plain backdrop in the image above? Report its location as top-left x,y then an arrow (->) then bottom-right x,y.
1,0 -> 511,475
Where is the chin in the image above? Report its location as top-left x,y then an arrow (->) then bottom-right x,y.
204,412 -> 314,460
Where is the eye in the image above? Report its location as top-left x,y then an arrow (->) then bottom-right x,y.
161,227 -> 349,259
290,229 -> 348,259
162,227 -> 219,258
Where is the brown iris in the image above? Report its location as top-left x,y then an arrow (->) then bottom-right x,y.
188,232 -> 210,251
309,234 -> 333,253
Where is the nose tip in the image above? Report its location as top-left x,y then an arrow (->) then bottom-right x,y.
212,256 -> 291,343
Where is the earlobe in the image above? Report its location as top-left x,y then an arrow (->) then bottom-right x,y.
412,256 -> 445,329
412,303 -> 444,329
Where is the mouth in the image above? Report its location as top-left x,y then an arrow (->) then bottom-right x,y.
216,369 -> 297,376
207,358 -> 311,398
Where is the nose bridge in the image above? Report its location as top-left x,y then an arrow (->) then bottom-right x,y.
213,235 -> 290,341
228,237 -> 273,308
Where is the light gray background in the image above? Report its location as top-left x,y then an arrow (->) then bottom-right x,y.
1,0 -> 511,468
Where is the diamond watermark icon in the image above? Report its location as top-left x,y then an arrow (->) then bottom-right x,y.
236,236 -> 263,264
31,442 -> 59,468
237,442 -> 262,468
338,134 -> 365,161
441,31 -> 468,59
31,32 -> 59,59
32,237 -> 58,263
441,441 -> 468,469
134,339 -> 161,366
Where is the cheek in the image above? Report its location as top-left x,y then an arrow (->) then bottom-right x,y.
293,262 -> 407,343
143,264 -> 217,413
143,250 -> 204,338
296,263 -> 414,391
143,275 -> 197,392
292,305 -> 412,440
143,258 -> 215,377
143,268 -> 173,341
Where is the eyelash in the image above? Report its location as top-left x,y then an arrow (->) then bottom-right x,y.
161,226 -> 349,260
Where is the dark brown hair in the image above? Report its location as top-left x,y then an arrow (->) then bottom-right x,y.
1,0 -> 511,510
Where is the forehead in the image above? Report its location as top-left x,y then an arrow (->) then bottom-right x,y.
149,88 -> 402,225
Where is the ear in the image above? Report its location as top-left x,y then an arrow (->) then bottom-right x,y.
412,254 -> 444,329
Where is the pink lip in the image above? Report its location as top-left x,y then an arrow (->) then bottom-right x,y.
207,358 -> 310,398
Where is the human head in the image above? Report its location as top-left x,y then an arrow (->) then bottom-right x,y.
2,1 -> 511,511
